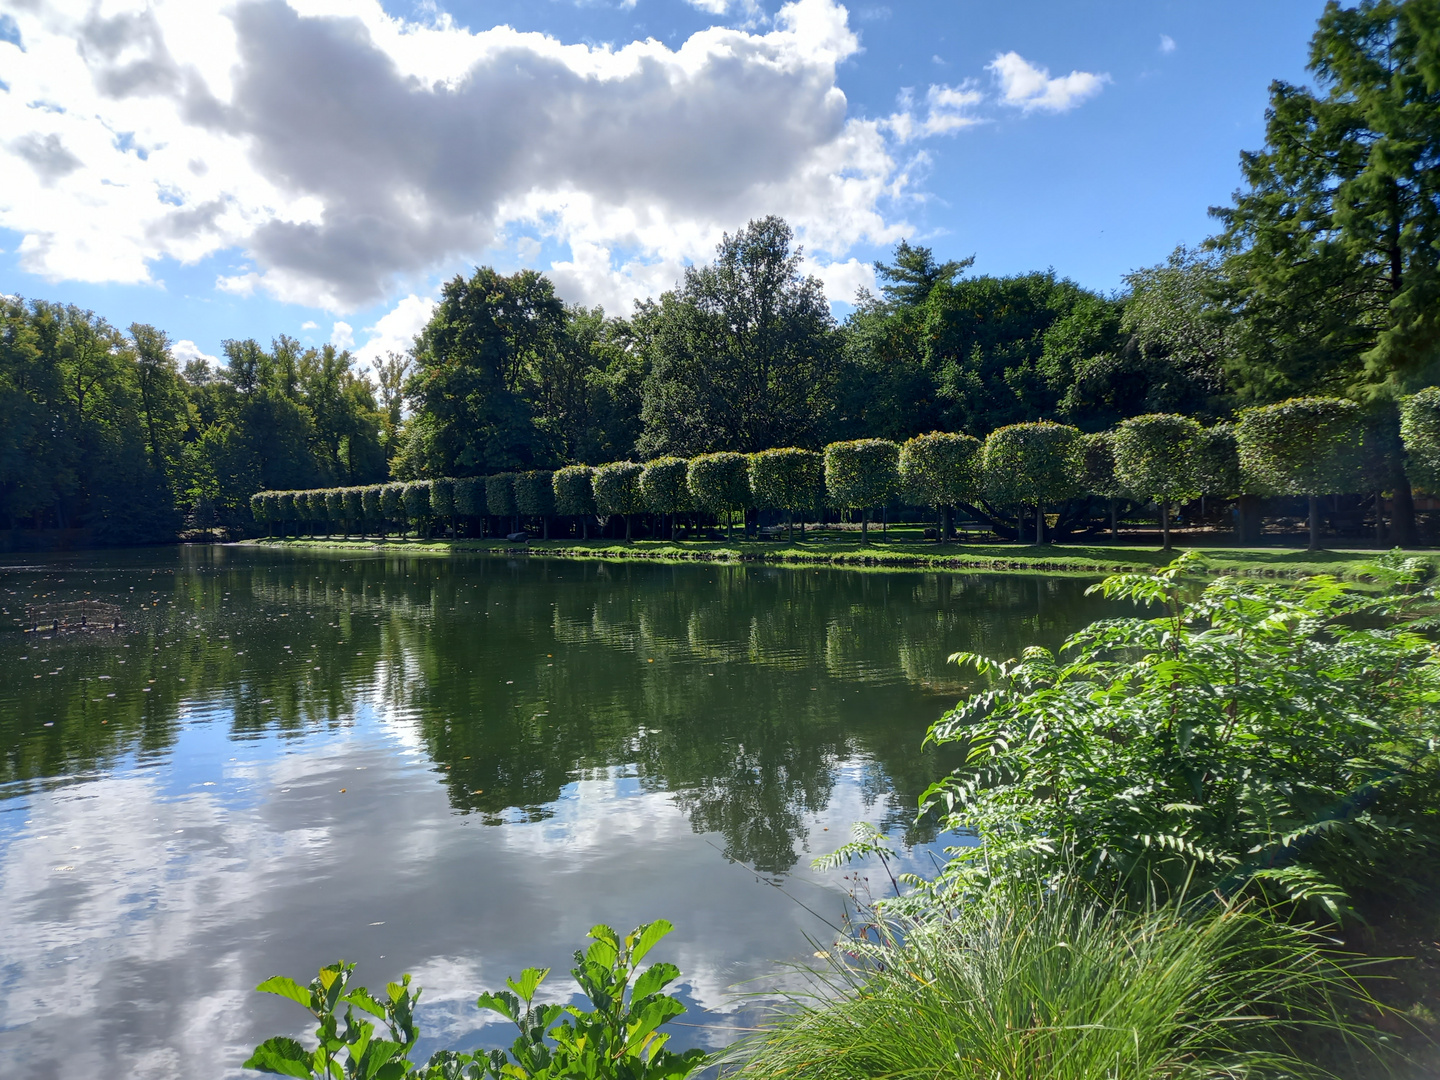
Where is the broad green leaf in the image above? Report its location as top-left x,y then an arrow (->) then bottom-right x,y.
505,967 -> 549,1004
630,962 -> 679,1001
243,1036 -> 315,1078
476,991 -> 518,1022
256,976 -> 315,1009
627,921 -> 673,966
342,988 -> 388,1021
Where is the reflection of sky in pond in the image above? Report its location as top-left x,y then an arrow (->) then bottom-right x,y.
0,548 -> 1126,1078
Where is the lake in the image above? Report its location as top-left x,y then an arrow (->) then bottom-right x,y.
0,546 -> 1127,1078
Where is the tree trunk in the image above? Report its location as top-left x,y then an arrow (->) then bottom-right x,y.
943,505 -> 954,542
626,514 -> 633,542
861,508 -> 868,542
1035,504 -> 1044,545
1161,502 -> 1171,552
581,516 -> 588,540
1308,494 -> 1321,552
881,506 -> 887,542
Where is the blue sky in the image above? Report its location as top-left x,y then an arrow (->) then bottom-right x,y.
0,0 -> 1327,371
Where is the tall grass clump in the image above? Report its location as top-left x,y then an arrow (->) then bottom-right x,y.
733,883 -> 1374,1080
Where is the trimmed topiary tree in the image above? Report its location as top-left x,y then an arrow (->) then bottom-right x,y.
1112,413 -> 1204,551
553,465 -> 597,539
454,477 -> 484,535
593,461 -> 645,541
362,485 -> 383,536
325,489 -> 345,537
342,487 -> 363,536
1074,431 -> 1122,540
1192,424 -> 1246,543
980,422 -> 1082,544
486,473 -> 518,533
687,452 -> 751,541
429,478 -> 455,538
1237,396 -> 1366,551
403,481 -> 432,537
381,482 -> 405,536
749,448 -> 825,540
514,470 -> 556,539
825,439 -> 900,542
249,491 -> 270,537
1401,385 -> 1440,493
640,457 -> 692,540
898,432 -> 981,542
300,491 -> 322,536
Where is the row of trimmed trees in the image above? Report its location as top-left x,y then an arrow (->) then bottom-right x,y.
251,392 -> 1440,551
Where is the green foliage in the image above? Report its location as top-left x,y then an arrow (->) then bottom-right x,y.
476,920 -> 705,1080
637,217 -> 838,457
1400,384 -> 1440,492
362,485 -> 383,522
486,474 -> 517,518
1111,413 -> 1204,503
380,483 -> 405,519
428,478 -> 454,518
897,432 -> 981,508
1213,0 -> 1440,397
250,492 -> 270,522
593,462 -> 645,517
921,554 -> 1440,919
453,477 -> 484,518
1236,396 -> 1365,496
979,422 -> 1081,508
244,923 -> 704,1080
276,492 -> 296,522
685,452 -> 751,515
748,448 -> 824,514
1073,431 -> 1120,498
639,458 -> 691,514
402,481 -> 431,522
325,489 -> 345,522
514,471 -> 556,517
823,439 -> 899,511
1193,423 -> 1241,496
552,465 -> 596,517
733,882 -> 1372,1080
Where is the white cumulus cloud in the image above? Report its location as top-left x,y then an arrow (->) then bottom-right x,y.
353,293 -> 438,369
1159,34 -> 1177,54
0,0 -> 907,313
329,320 -> 354,349
987,51 -> 1109,113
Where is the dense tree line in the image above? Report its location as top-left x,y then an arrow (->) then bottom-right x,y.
7,1 -> 1440,548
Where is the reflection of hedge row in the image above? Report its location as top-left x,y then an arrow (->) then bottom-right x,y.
250,394 -> 1440,549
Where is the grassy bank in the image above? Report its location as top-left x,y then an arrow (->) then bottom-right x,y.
239,533 -> 1439,581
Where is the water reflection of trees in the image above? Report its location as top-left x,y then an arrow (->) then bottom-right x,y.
0,550 -> 1119,873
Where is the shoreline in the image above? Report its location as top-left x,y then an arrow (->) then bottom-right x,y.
234,536 -> 1437,581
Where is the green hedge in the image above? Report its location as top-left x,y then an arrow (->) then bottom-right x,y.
553,465 -> 596,517
640,457 -> 691,514
898,432 -> 980,538
1401,385 -> 1440,493
486,473 -> 517,519
687,452 -> 750,538
1112,413 -> 1204,550
981,422 -> 1080,543
749,447 -> 824,534
593,461 -> 645,539
824,439 -> 899,540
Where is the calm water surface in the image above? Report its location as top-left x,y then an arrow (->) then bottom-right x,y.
0,547 -> 1125,1078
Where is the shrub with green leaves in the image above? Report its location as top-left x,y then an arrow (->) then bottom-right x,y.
514,470 -> 556,517
1074,431 -> 1120,499
1193,423 -> 1240,497
324,489 -> 345,527
486,473 -> 518,520
686,452 -> 751,539
402,482 -> 431,535
244,921 -> 704,1080
275,492 -> 295,530
898,433 -> 980,540
824,439 -> 899,541
980,422 -> 1081,543
361,485 -> 383,525
553,465 -> 597,538
1237,396 -> 1365,549
429,477 -> 455,519
1112,413 -> 1203,551
380,483 -> 405,529
594,462 -> 645,540
514,470 -> 555,537
249,492 -> 269,523
749,448 -> 824,538
342,487 -> 363,527
1400,385 -> 1440,492
921,553 -> 1440,920
640,457 -> 692,515
454,477 -> 484,519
